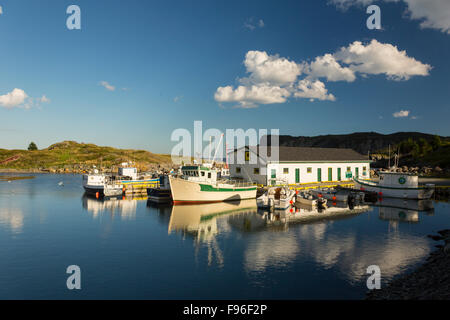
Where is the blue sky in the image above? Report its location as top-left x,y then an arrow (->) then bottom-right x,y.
0,0 -> 449,154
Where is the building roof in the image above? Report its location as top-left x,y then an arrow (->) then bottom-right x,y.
233,146 -> 369,162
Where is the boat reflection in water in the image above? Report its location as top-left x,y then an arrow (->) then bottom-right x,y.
228,202 -> 371,232
168,199 -> 258,240
168,200 -> 258,267
82,193 -> 145,220
373,198 -> 434,228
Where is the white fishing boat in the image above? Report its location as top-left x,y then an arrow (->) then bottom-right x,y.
257,186 -> 296,210
82,163 -> 158,196
295,191 -> 327,207
353,171 -> 434,199
169,164 -> 257,204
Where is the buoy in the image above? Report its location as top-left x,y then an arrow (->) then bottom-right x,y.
378,192 -> 383,197
290,208 -> 293,213
295,190 -> 299,194
96,192 -> 99,199
332,202 -> 337,206
332,196 -> 337,201
318,194 -> 323,198
289,200 -> 293,204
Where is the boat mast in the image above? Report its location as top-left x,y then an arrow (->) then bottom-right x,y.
388,144 -> 391,171
212,134 -> 224,165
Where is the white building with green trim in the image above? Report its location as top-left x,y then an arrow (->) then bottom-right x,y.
228,146 -> 371,186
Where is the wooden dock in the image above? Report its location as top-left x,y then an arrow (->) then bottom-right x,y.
122,181 -> 159,196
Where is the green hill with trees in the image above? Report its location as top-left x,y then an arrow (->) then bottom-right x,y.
0,141 -> 172,173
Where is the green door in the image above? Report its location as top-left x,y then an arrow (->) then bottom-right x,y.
317,168 -> 322,182
355,167 -> 359,178
337,168 -> 341,181
295,168 -> 300,183
328,168 -> 332,181
270,169 -> 276,185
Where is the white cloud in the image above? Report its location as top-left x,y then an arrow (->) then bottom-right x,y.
294,79 -> 336,101
215,85 -> 291,108
173,95 -> 183,102
334,39 -> 431,80
393,109 -> 410,117
244,17 -> 265,30
306,53 -> 356,82
99,81 -> 115,91
243,50 -> 302,86
39,95 -> 50,103
0,88 -> 29,109
215,39 -> 430,108
0,6 -> 3,15
403,0 -> 450,34
329,0 -> 450,34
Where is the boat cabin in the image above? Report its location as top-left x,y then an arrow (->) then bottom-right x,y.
181,165 -> 218,182
118,167 -> 138,180
378,172 -> 418,188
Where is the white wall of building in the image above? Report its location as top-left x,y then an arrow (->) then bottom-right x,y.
265,162 -> 370,185
230,161 -> 370,185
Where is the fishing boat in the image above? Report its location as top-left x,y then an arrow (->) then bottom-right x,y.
353,171 -> 435,199
82,163 -> 158,196
257,186 -> 296,210
295,191 -> 327,207
168,164 -> 257,204
147,175 -> 172,203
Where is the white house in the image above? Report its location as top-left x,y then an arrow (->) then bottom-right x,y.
228,146 -> 371,185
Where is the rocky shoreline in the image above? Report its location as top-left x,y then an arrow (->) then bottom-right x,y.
366,230 -> 450,300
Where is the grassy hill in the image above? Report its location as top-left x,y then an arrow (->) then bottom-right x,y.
0,141 -> 172,172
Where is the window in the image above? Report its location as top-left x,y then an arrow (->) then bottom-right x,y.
236,167 -> 241,174
363,166 -> 367,171
254,168 -> 260,175
208,173 -> 211,178
201,171 -> 205,176
307,167 -> 312,173
245,151 -> 250,161
283,168 -> 289,174
347,166 -> 351,171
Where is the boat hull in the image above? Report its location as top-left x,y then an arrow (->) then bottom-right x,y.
147,188 -> 172,203
169,176 -> 257,204
83,185 -> 104,195
353,178 -> 434,199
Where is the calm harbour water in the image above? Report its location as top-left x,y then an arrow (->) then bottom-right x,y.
0,173 -> 449,299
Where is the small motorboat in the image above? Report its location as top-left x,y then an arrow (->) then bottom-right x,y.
257,186 -> 296,210
295,191 -> 327,207
103,183 -> 124,197
310,188 -> 348,202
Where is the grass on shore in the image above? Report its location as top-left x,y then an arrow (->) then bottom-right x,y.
0,141 -> 172,171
